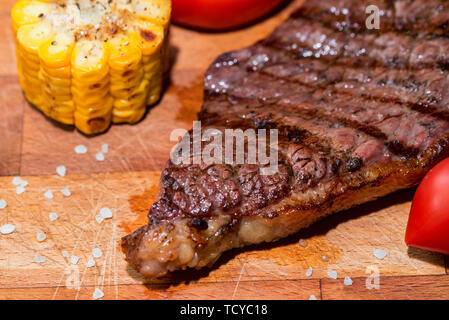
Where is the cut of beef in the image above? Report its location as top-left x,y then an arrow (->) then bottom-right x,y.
122,0 -> 449,278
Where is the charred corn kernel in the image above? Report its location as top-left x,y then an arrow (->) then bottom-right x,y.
111,67 -> 144,83
129,19 -> 165,105
108,35 -> 148,122
143,54 -> 163,104
71,40 -> 111,132
74,110 -> 112,135
37,31 -> 74,124
132,0 -> 171,27
12,0 -> 171,135
129,20 -> 164,56
110,75 -> 144,96
113,79 -> 149,115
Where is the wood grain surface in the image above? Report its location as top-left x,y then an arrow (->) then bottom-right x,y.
0,0 -> 448,300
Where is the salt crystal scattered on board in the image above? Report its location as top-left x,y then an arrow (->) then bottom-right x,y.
321,255 -> 328,261
56,165 -> 66,177
306,267 -> 313,277
95,214 -> 104,224
70,255 -> 79,265
87,259 -> 96,268
344,276 -> 353,286
34,256 -> 46,264
0,199 -> 6,210
327,269 -> 338,280
95,152 -> 105,162
0,224 -> 15,235
61,188 -> 71,197
101,143 -> 109,154
36,232 -> 47,242
309,295 -> 317,300
74,145 -> 88,154
62,250 -> 69,258
12,177 -> 22,186
16,186 -> 26,195
49,212 -> 58,222
44,190 -> 53,199
12,177 -> 28,187
93,288 -> 104,300
92,248 -> 102,259
100,207 -> 112,219
374,249 -> 387,260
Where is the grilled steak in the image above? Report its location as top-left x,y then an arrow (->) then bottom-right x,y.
122,0 -> 449,278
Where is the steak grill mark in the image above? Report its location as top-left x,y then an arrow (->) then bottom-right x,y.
204,51 -> 449,157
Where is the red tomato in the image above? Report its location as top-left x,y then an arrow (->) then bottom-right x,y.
171,0 -> 285,31
405,157 -> 449,255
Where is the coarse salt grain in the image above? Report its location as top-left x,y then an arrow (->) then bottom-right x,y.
61,188 -> 71,197
87,259 -> 96,268
56,165 -> 66,177
34,255 -> 46,264
100,207 -> 112,219
327,269 -> 338,280
70,255 -> 79,265
74,145 -> 88,154
0,224 -> 15,235
321,255 -> 328,261
92,248 -> 102,258
0,199 -> 6,210
95,152 -> 105,162
101,143 -> 109,154
37,232 -> 47,242
344,276 -> 353,286
374,249 -> 387,260
95,214 -> 104,224
62,250 -> 69,258
44,190 -> 54,199
49,212 -> 58,222
16,186 -> 26,195
309,295 -> 317,300
12,177 -> 22,186
306,267 -> 313,277
12,177 -> 28,187
93,288 -> 104,300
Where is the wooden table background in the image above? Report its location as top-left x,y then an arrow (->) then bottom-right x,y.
0,0 -> 448,300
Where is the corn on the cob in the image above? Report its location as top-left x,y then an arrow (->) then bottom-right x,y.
12,0 -> 171,135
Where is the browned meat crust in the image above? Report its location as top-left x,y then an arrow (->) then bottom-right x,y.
122,0 -> 449,278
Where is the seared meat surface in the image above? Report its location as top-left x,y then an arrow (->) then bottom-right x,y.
122,0 -> 449,278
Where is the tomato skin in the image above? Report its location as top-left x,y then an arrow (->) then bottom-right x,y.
405,158 -> 449,255
171,0 -> 285,31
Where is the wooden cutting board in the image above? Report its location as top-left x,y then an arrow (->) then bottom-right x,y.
0,0 -> 448,300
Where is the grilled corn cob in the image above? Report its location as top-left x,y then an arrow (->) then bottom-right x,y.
12,0 -> 171,135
